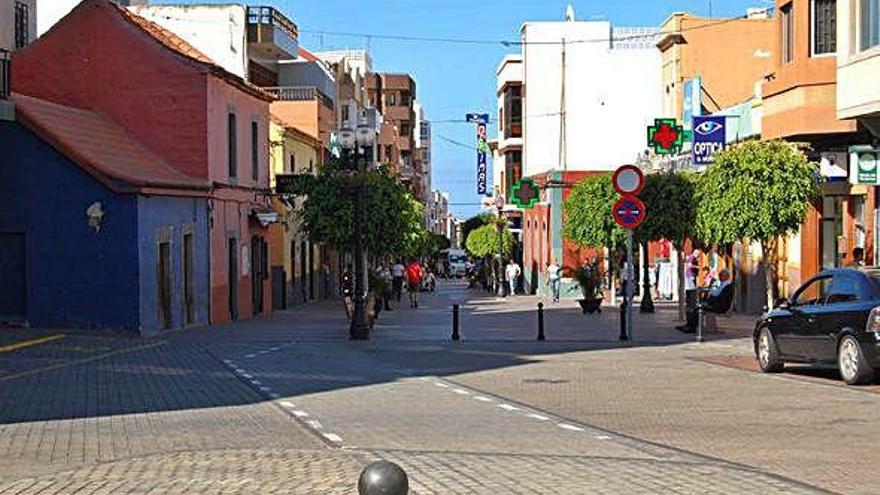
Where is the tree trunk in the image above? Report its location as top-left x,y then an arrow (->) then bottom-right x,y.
762,237 -> 779,311
676,243 -> 686,322
640,240 -> 654,313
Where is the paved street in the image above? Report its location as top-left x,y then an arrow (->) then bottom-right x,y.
0,281 -> 876,494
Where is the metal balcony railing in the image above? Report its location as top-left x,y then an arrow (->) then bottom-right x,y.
246,6 -> 298,40
262,86 -> 334,110
0,50 -> 10,100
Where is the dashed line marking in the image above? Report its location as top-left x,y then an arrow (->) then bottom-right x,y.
259,386 -> 272,392
292,410 -> 309,418
268,392 -> 280,399
323,433 -> 343,443
270,347 -> 280,351
279,401 -> 296,408
498,404 -> 521,411
307,420 -> 323,429
526,413 -> 550,421
473,396 -> 493,402
435,382 -> 450,388
245,354 -> 257,359
241,373 -> 253,379
595,435 -> 612,440
558,423 -> 584,432
452,389 -> 471,395
250,380 -> 262,385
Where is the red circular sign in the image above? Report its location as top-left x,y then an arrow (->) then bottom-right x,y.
612,165 -> 644,196
613,196 -> 646,230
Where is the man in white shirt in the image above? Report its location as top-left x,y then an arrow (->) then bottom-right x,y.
547,260 -> 561,303
505,260 -> 521,296
391,261 -> 405,302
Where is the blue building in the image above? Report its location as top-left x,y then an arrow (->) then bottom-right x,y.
0,95 -> 211,335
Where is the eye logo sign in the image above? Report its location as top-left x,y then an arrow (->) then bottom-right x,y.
693,119 -> 723,136
691,116 -> 727,165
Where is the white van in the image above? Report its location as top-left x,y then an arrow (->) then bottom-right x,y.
446,249 -> 469,278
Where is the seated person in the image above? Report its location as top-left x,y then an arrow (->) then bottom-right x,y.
678,269 -> 732,333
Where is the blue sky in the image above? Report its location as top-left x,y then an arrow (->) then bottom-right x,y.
180,0 -> 772,218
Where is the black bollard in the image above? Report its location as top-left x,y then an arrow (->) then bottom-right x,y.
358,460 -> 409,495
452,304 -> 460,341
537,302 -> 546,341
619,299 -> 628,341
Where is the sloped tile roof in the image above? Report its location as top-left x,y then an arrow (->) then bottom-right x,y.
14,94 -> 210,192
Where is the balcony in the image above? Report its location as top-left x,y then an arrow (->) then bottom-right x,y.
247,7 -> 299,60
263,86 -> 334,111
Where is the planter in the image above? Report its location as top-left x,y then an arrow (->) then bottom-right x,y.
577,298 -> 603,314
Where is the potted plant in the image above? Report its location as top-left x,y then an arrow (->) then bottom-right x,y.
574,260 -> 603,314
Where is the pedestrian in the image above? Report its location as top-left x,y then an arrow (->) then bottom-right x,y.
546,259 -> 561,303
405,260 -> 423,308
379,262 -> 393,311
391,260 -> 405,301
321,262 -> 331,299
506,259 -> 521,296
850,247 -> 866,267
341,265 -> 354,320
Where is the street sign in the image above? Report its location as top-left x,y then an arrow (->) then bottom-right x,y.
647,118 -> 684,155
466,113 -> 490,125
612,196 -> 646,230
510,178 -> 540,209
612,165 -> 644,196
691,116 -> 726,165
850,146 -> 880,185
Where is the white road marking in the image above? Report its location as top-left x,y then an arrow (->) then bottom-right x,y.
250,380 -> 262,386
307,420 -> 323,429
241,373 -> 253,379
557,423 -> 584,432
234,369 -> 246,375
595,435 -> 612,440
259,386 -> 272,392
222,359 -> 232,364
526,413 -> 550,421
279,401 -> 296,408
245,354 -> 257,359
323,433 -> 343,443
292,410 -> 309,418
473,396 -> 493,402
452,389 -> 471,395
270,347 -> 280,351
435,382 -> 450,388
498,404 -> 521,411
268,392 -> 280,399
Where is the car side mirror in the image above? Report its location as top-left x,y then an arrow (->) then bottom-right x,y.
775,298 -> 791,310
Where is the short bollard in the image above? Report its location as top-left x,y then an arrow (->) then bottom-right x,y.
537,302 -> 546,341
696,307 -> 705,343
619,299 -> 628,341
452,304 -> 461,341
358,460 -> 409,495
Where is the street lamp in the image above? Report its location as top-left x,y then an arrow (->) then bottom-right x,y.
339,121 -> 375,340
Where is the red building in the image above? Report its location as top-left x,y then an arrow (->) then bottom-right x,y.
13,0 -> 275,324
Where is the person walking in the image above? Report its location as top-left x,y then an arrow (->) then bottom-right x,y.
391,260 -> 405,302
547,259 -> 562,303
379,262 -> 393,311
341,265 -> 354,320
506,259 -> 521,296
405,260 -> 423,308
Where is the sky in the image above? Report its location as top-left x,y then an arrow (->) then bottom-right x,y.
179,0 -> 773,218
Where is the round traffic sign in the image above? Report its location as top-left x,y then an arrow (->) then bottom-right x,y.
612,165 -> 644,196
612,196 -> 646,230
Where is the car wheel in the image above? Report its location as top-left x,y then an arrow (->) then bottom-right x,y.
757,328 -> 784,373
838,335 -> 875,386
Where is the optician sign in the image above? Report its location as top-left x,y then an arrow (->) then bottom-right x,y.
691,116 -> 726,165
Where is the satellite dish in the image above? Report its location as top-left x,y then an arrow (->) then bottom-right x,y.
565,4 -> 576,22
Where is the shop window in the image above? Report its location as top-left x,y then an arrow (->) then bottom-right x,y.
812,0 -> 837,55
861,0 -> 880,51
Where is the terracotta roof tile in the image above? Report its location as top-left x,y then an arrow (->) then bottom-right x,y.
14,94 -> 210,192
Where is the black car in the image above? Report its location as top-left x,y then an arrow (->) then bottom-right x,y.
754,268 -> 880,385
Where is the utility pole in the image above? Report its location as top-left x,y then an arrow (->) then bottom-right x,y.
558,38 -> 567,173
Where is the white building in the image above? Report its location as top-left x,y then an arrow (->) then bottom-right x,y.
494,54 -> 523,205
522,18 -> 661,176
414,100 -> 432,209
38,0 -> 144,36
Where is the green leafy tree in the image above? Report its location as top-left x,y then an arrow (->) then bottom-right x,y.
461,213 -> 493,246
695,140 -> 819,309
635,172 -> 697,317
465,222 -> 515,258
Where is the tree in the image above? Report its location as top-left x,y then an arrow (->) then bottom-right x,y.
465,222 -> 515,258
636,172 -> 698,317
563,175 -> 628,299
295,160 -> 427,260
461,213 -> 493,246
694,140 -> 819,309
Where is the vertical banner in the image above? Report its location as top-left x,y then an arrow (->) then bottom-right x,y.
682,76 -> 702,131
476,122 -> 488,194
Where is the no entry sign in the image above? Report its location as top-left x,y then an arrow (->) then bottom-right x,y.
613,196 -> 646,230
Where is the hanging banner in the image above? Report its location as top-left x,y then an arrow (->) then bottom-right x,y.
691,115 -> 726,165
682,77 -> 702,130
476,122 -> 489,194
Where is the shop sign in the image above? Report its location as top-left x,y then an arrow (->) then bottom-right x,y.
850,146 -> 879,185
691,116 -> 726,165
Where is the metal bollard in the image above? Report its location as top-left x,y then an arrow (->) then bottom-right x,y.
358,460 -> 409,495
537,302 -> 546,341
696,306 -> 705,343
619,299 -> 628,341
452,304 -> 460,341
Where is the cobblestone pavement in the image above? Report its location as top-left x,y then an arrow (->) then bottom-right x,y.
0,281 -> 870,493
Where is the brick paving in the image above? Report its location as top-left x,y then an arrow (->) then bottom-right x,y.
0,281 -> 869,493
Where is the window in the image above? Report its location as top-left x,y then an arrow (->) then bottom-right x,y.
782,3 -> 795,63
504,85 -> 523,138
861,0 -> 880,51
14,2 -> 28,50
309,159 -> 314,173
251,121 -> 259,181
400,123 -> 411,137
387,92 -> 397,106
289,153 -> 296,173
228,112 -> 237,178
812,0 -> 836,55
384,145 -> 393,161
400,91 -> 411,107
794,276 -> 832,306
341,104 -> 350,125
826,276 -> 862,304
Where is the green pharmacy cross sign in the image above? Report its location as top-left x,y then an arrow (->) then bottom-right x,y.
647,118 -> 684,155
510,178 -> 540,209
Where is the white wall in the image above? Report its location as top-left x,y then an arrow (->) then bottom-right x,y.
129,4 -> 248,80
522,21 -> 661,176
837,0 -> 880,119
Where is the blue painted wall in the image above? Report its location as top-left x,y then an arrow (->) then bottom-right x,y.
0,121 -> 140,330
136,196 -> 209,334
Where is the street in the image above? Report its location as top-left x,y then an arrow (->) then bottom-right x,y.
0,281 -> 876,494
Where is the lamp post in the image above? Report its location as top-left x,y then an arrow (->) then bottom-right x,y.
339,122 -> 375,340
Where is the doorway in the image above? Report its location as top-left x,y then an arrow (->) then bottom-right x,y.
183,233 -> 195,325
157,241 -> 172,330
228,238 -> 239,321
0,233 -> 26,324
